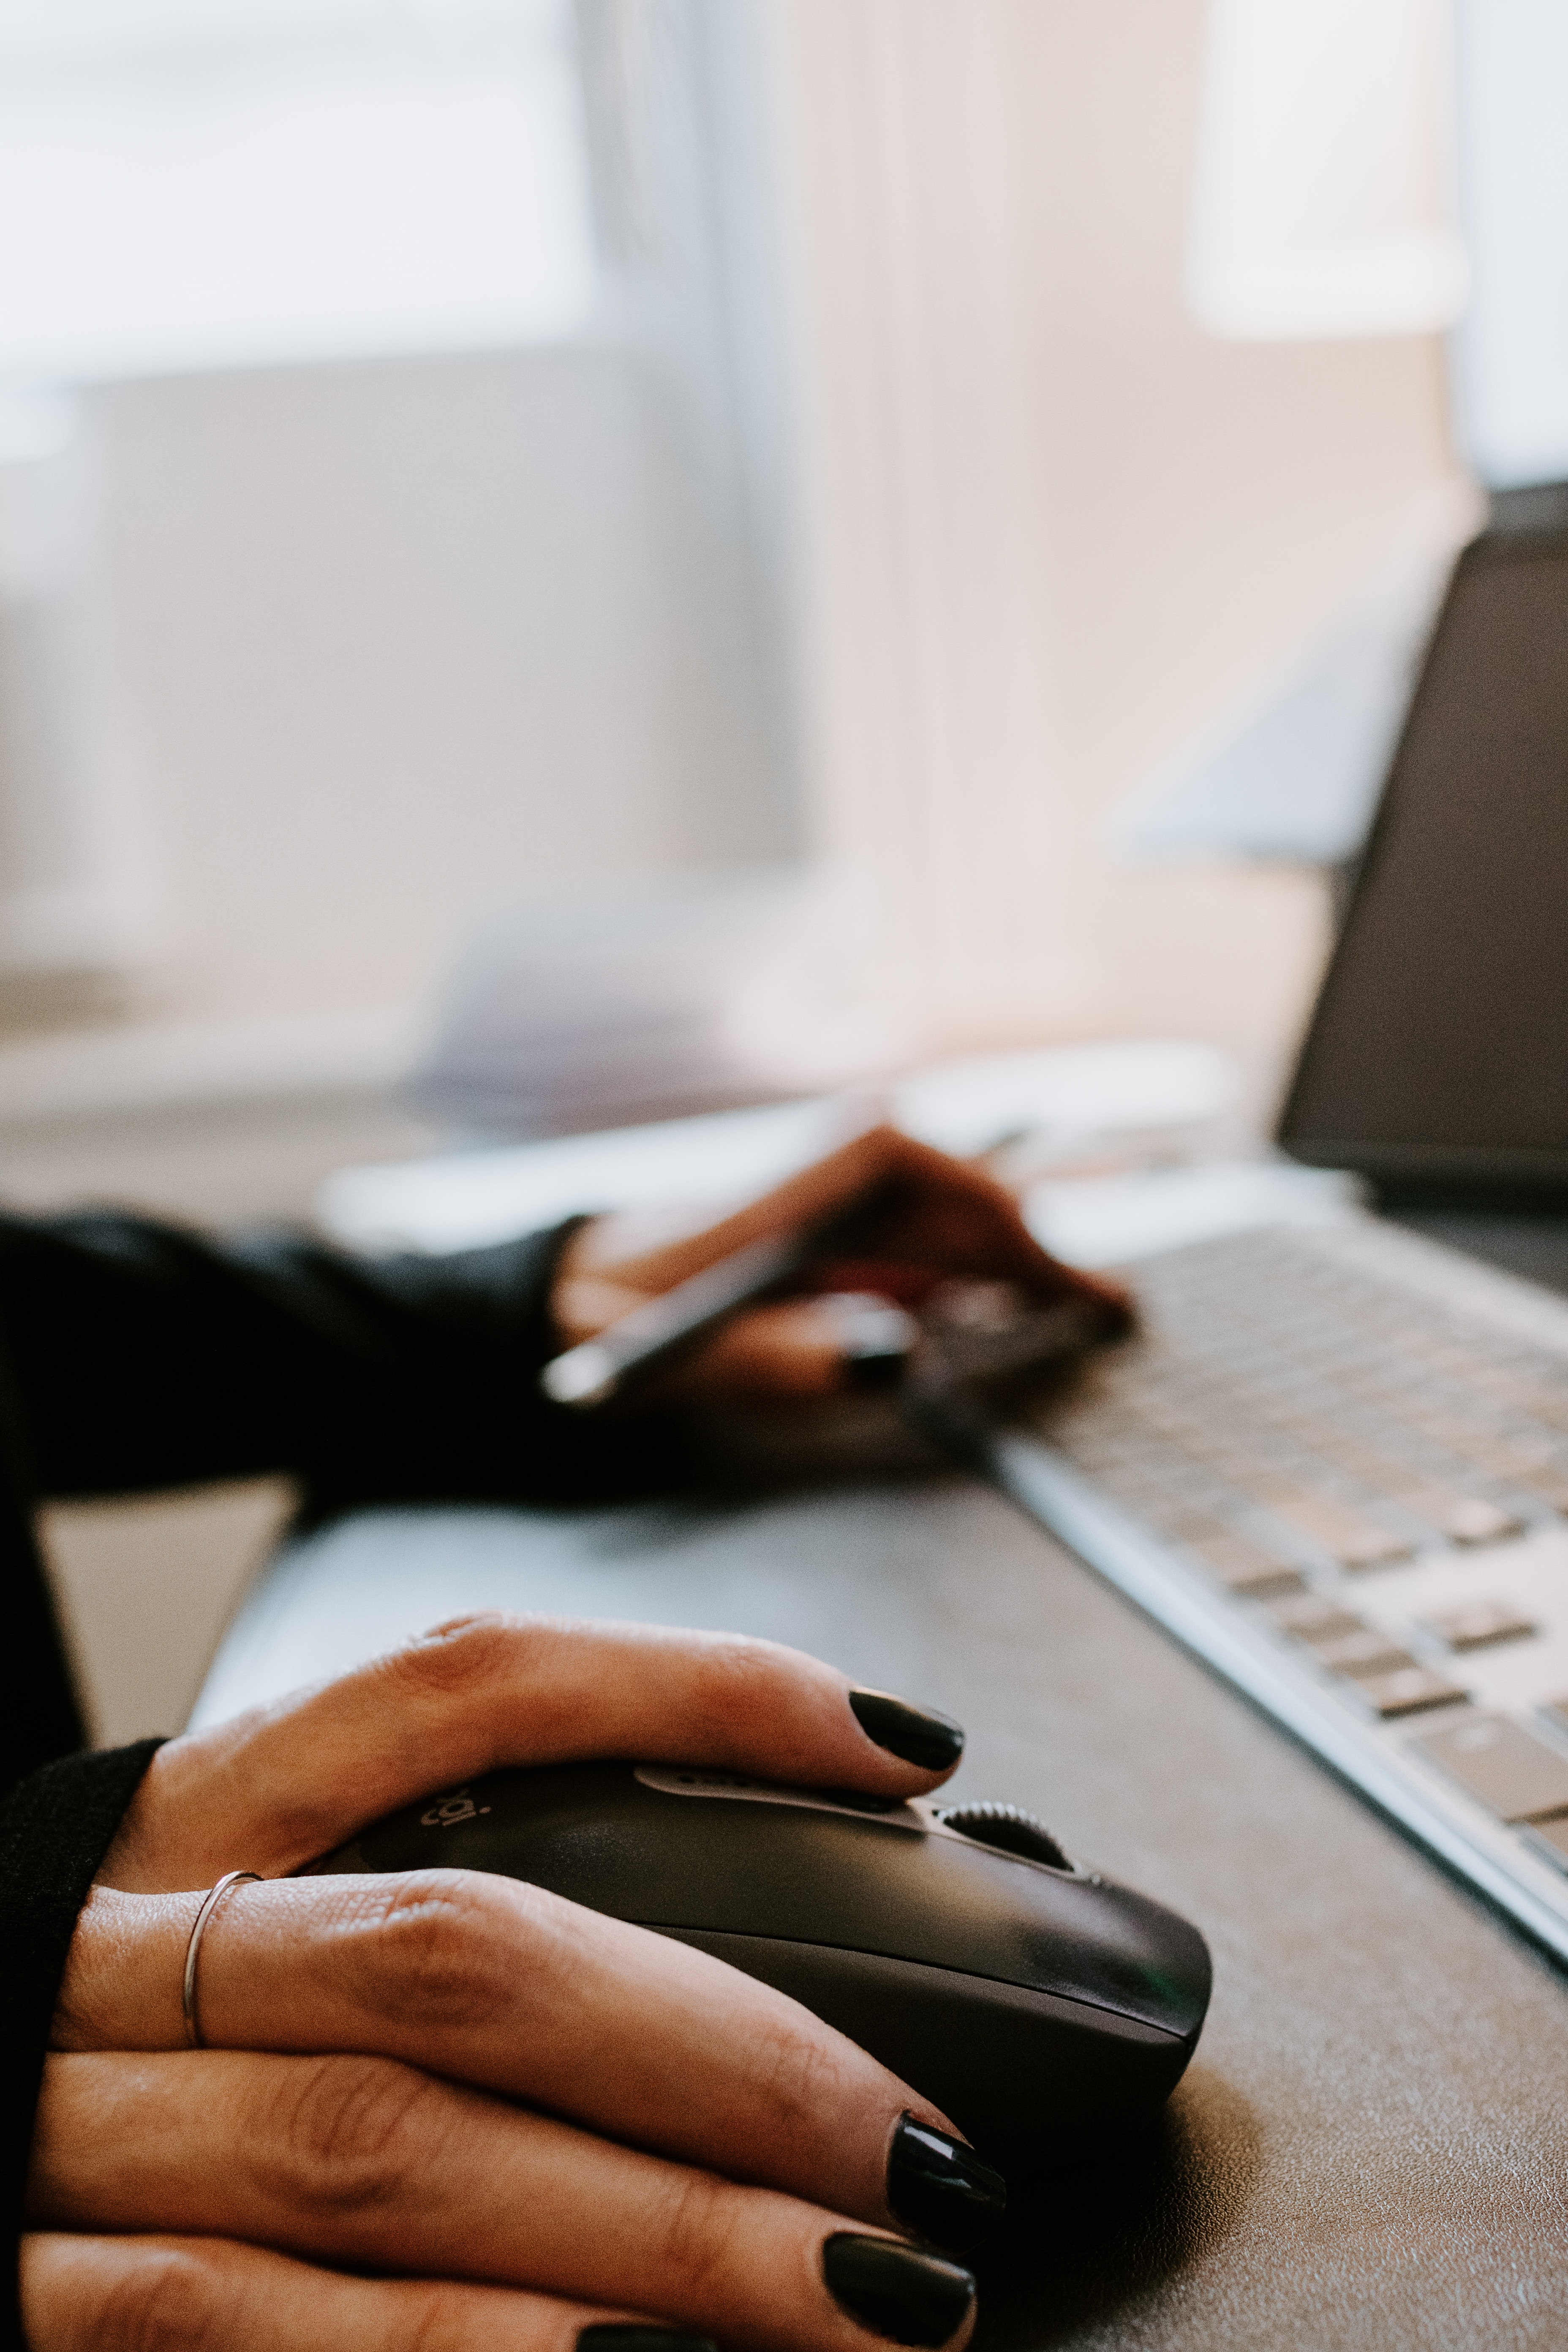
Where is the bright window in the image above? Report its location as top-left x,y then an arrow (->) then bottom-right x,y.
0,0 -> 597,381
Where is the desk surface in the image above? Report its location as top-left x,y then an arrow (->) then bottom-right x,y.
200,1468 -> 1568,2349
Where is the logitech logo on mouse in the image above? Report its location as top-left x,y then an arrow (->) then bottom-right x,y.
419,1787 -> 493,1829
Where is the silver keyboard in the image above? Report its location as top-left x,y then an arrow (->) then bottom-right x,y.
987,1215 -> 1568,1960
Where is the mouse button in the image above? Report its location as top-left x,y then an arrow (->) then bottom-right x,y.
581,1801 -> 962,1948
635,1765 -> 781,1800
814,1786 -> 909,1816
443,1778 -> 873,1936
633,1764 -> 920,1824
934,1804 -> 1074,1871
327,1761 -> 643,1880
639,1803 -> 920,1935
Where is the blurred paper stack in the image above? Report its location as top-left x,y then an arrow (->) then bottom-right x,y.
408,869 -> 904,1139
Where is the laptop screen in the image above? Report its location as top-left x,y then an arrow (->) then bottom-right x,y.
1279,529 -> 1568,1196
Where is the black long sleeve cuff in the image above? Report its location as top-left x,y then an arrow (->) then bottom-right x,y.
0,1740 -> 165,2351
0,1210 -> 697,1511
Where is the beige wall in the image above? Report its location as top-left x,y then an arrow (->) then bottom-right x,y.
1023,0 -> 1456,1070
773,0 -> 1459,1094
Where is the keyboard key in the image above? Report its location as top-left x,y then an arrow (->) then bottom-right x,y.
1187,1533 -> 1304,1598
1349,1665 -> 1470,1719
1446,1496 -> 1525,1545
1270,1595 -> 1364,1644
1397,1493 -> 1524,1546
1314,1629 -> 1419,1679
1265,1496 -> 1413,1570
1422,1601 -> 1538,1653
1157,1504 -> 1233,1542
1538,1697 -> 1568,1742
1412,1715 -> 1568,1821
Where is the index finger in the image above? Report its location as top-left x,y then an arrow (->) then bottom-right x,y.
100,1616 -> 966,1891
568,1126 -> 1106,1303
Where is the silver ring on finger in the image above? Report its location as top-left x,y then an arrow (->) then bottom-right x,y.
182,1870 -> 263,2049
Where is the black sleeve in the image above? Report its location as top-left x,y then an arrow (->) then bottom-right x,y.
0,1205 -> 704,2344
0,1209 -> 694,1512
0,1738 -> 165,2352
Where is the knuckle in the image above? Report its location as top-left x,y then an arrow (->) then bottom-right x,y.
265,2054 -> 450,2215
401,2283 -> 493,2352
651,2167 -> 746,2301
91,2243 -> 230,2352
380,1613 -> 524,1702
356,1873 -> 518,2030
754,2004 -> 850,2133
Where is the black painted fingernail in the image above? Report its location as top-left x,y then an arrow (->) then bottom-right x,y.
849,1688 -> 964,1771
822,2234 -> 976,2347
887,2112 -> 1006,2252
577,2330 -> 719,2352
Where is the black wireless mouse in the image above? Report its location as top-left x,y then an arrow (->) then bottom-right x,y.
312,1762 -> 1211,2176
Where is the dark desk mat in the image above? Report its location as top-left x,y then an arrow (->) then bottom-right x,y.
212,1470 -> 1568,2349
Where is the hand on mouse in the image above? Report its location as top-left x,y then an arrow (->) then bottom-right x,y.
550,1122 -> 1130,1399
24,1617 -> 999,2352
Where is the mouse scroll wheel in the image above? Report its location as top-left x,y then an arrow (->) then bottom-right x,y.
937,1803 -> 1072,1870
